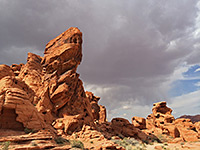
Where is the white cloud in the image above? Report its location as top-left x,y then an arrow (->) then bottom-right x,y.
192,1 -> 200,39
195,68 -> 200,72
195,81 -> 200,87
113,15 -> 128,30
122,105 -> 131,110
169,90 -> 200,117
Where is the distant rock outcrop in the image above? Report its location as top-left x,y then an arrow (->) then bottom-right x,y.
134,101 -> 200,142
178,114 -> 200,123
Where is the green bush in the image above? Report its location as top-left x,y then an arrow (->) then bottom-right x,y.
54,136 -> 70,145
71,140 -> 84,149
1,141 -> 10,150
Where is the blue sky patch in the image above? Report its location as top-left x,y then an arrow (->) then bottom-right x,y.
183,65 -> 200,78
170,79 -> 200,97
170,65 -> 200,97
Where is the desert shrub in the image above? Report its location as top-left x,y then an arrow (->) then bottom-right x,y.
75,133 -> 78,139
116,133 -> 124,139
157,134 -> 168,143
31,142 -> 38,146
1,141 -> 10,150
70,140 -> 84,149
112,137 -> 141,150
54,136 -> 70,145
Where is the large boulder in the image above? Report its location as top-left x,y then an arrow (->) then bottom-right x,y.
175,118 -> 199,141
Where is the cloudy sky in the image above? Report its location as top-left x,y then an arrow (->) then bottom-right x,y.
0,0 -> 200,121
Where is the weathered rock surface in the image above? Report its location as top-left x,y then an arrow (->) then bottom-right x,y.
175,118 -> 199,142
10,63 -> 24,76
132,116 -> 146,130
0,76 -> 47,130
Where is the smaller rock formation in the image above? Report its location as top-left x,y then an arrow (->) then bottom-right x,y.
85,91 -> 107,123
99,105 -> 107,123
145,101 -> 177,138
143,101 -> 199,142
86,91 -> 100,121
111,118 -> 139,137
195,121 -> 200,133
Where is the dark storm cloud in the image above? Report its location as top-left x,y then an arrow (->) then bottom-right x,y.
0,0 -> 199,119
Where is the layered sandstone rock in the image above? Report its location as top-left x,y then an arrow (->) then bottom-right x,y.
40,28 -> 95,134
0,76 -> 46,130
0,27 -> 105,136
18,53 -> 43,97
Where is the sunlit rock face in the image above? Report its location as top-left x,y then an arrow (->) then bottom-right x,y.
0,27 -> 104,135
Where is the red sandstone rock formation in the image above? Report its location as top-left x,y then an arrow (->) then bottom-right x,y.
0,27 -> 121,149
0,27 -> 101,134
0,27 -> 199,149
